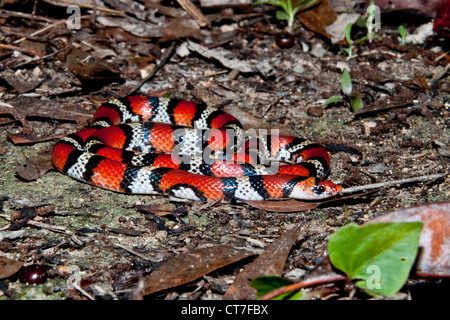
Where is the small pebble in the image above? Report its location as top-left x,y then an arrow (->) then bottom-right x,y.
307,106 -> 324,117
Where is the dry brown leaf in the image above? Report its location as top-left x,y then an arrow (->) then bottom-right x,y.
7,96 -> 93,124
409,76 -> 430,91
161,18 -> 203,42
240,192 -> 361,212
15,151 -> 54,181
65,47 -> 121,80
296,0 -> 337,39
4,96 -> 92,144
137,204 -> 179,216
96,15 -> 166,38
241,199 -> 321,212
186,40 -> 255,73
0,256 -> 24,279
1,71 -> 45,93
369,201 -> 450,277
7,133 -> 64,145
142,245 -> 255,296
223,224 -> 304,300
223,105 -> 292,136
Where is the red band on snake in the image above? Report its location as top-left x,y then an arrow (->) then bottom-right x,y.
52,96 -> 341,202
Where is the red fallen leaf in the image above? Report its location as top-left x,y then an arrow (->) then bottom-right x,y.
369,201 -> 450,277
0,256 -> 24,279
142,245 -> 255,296
367,0 -> 442,17
223,224 -> 305,300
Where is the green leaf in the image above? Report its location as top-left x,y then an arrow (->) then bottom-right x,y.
345,23 -> 353,45
398,25 -> 407,38
273,0 -> 288,11
354,15 -> 367,28
341,69 -> 352,95
276,10 -> 290,21
328,222 -> 423,296
341,47 -> 352,57
255,0 -> 287,10
398,25 -> 407,45
349,94 -> 363,111
355,35 -> 368,44
293,0 -> 318,13
322,95 -> 343,107
251,276 -> 302,300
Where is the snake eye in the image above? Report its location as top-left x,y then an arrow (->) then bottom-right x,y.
313,185 -> 325,195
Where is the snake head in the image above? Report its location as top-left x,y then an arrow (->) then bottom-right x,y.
291,177 -> 341,200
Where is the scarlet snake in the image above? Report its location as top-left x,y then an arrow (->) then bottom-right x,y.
52,96 -> 341,202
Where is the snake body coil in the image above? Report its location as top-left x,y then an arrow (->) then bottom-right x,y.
52,96 -> 341,202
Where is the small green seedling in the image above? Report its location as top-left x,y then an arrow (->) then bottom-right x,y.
398,25 -> 407,45
322,69 -> 363,112
256,0 -> 317,34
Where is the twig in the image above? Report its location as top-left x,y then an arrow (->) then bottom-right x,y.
33,0 -> 125,15
261,93 -> 285,117
0,214 -> 84,245
72,282 -> 95,300
0,8 -> 57,23
339,173 -> 447,195
126,41 -> 177,96
113,243 -> 161,262
0,26 -> 47,42
12,39 -> 73,69
0,43 -> 44,56
176,0 -> 210,28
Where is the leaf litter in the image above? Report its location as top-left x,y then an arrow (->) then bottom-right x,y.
0,0 -> 449,300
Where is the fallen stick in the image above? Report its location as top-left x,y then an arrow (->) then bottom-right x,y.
340,173 -> 447,195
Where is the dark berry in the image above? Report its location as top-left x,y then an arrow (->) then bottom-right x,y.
275,33 -> 295,48
19,264 -> 48,285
